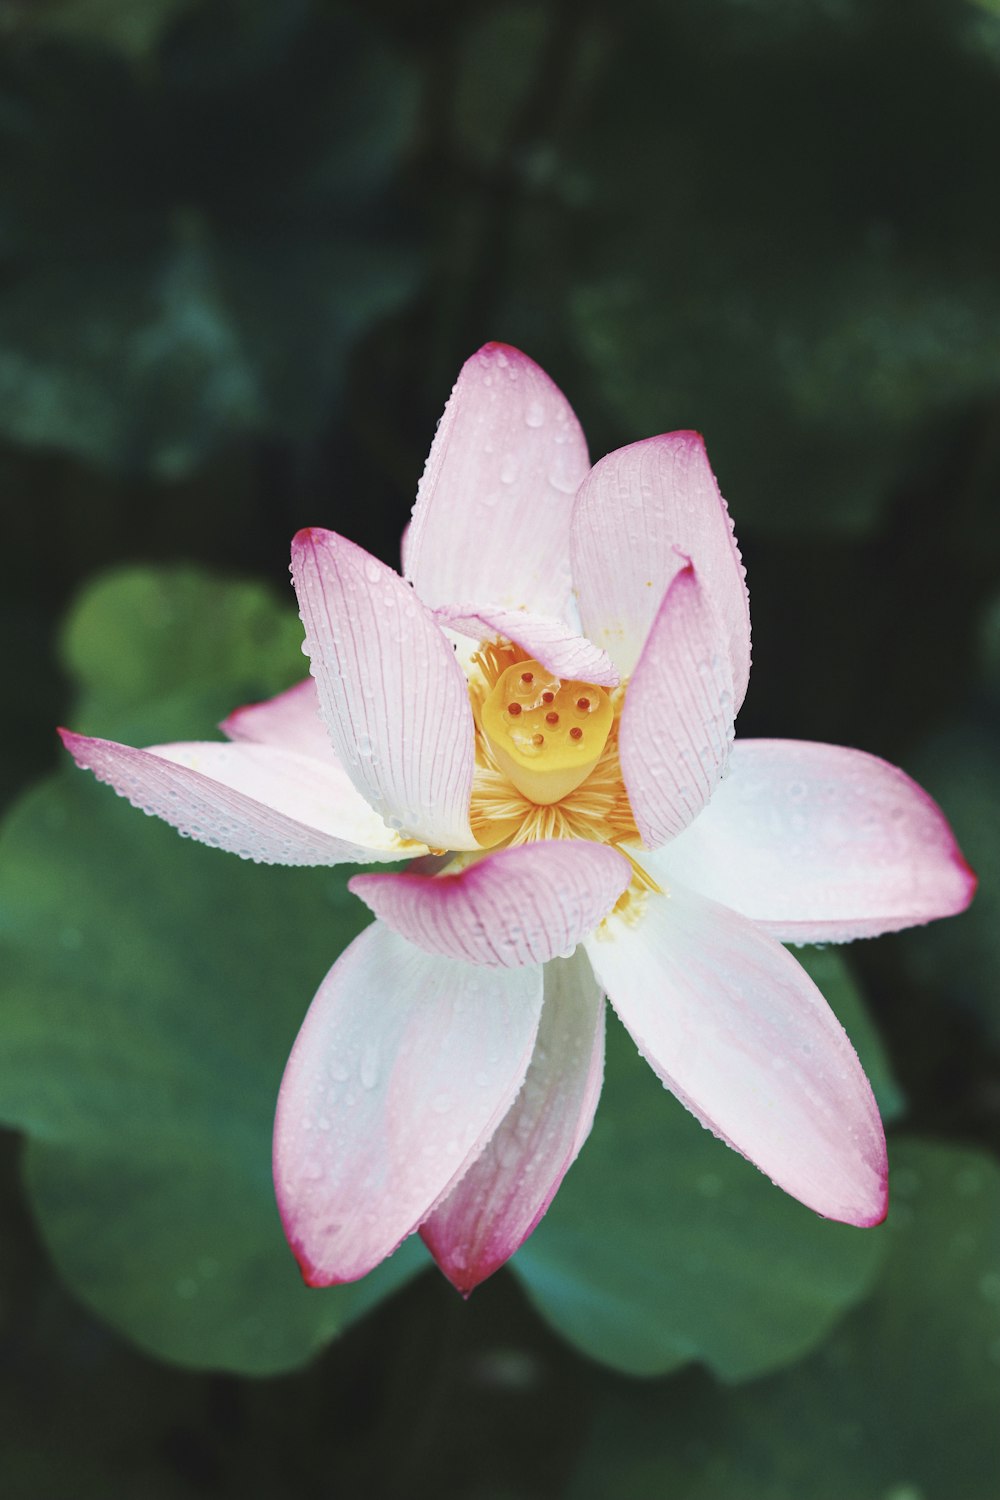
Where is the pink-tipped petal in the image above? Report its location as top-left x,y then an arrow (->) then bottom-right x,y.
570,434 -> 751,695
584,883 -> 887,1226
350,841 -> 631,968
619,562 -> 736,847
291,528 -> 478,852
647,738 -> 978,942
273,921 -> 544,1285
405,344 -> 590,619
221,678 -> 336,763
422,949 -> 605,1292
59,730 -> 418,865
434,604 -> 619,688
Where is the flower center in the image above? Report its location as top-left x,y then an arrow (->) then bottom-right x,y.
480,660 -> 613,806
466,641 -> 641,857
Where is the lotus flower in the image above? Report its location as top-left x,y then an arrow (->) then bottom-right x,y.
60,343 -> 975,1293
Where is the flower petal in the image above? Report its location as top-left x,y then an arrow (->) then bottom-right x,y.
646,739 -> 977,942
405,343 -> 590,619
273,921 -> 544,1285
584,883 -> 887,1226
619,561 -> 736,847
434,604 -> 619,687
570,433 -> 751,694
58,730 -> 417,865
291,527 -> 477,851
221,678 -> 336,763
422,949 -> 605,1292
349,841 -> 632,968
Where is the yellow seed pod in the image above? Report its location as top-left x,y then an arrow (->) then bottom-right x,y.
480,659 -> 614,805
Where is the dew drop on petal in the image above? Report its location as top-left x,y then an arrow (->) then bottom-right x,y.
359,1043 -> 380,1090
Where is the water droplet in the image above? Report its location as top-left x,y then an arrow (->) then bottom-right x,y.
360,1044 -> 380,1090
432,1092 -> 453,1114
500,454 -> 518,484
364,559 -> 381,584
524,400 -> 544,428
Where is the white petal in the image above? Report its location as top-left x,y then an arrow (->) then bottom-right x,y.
405,344 -> 590,619
571,433 -> 751,695
434,603 -> 619,687
619,562 -> 735,847
221,678 -> 337,763
291,528 -> 477,851
647,738 -> 977,942
350,841 -> 631,967
422,950 -> 605,1291
584,883 -> 887,1226
273,922 -> 544,1284
59,730 -> 415,865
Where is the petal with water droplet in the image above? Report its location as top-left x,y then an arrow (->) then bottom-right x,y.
273,921 -> 544,1285
584,882 -> 887,1227
422,949 -> 605,1292
350,841 -> 631,967
291,528 -> 478,851
619,561 -> 735,847
433,603 -> 619,687
405,343 -> 590,619
58,731 -> 417,865
570,433 -> 750,693
646,738 -> 977,942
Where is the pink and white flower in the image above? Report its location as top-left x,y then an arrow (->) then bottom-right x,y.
61,343 -> 976,1294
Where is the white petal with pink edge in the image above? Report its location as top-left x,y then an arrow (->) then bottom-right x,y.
433,604 -> 619,687
619,561 -> 735,847
405,344 -> 590,619
350,841 -> 632,968
221,678 -> 337,763
273,921 -> 544,1285
422,948 -> 605,1292
58,731 -> 418,865
645,738 -> 977,943
291,527 -> 478,851
584,882 -> 887,1226
570,434 -> 751,694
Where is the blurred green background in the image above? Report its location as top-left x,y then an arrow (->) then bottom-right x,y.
2,1 -> 999,1495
